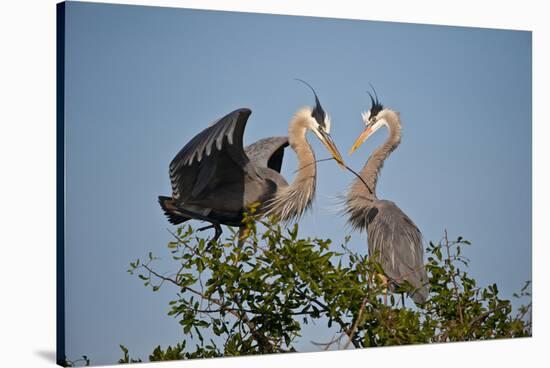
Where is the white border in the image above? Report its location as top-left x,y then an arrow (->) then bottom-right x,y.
0,1 -> 547,367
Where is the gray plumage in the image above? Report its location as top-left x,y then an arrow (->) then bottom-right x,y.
160,108 -> 289,229
345,105 -> 428,305
244,136 -> 289,173
159,100 -> 343,242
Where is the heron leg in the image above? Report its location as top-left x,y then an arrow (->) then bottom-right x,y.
173,205 -> 223,247
198,224 -> 215,232
377,273 -> 389,306
212,223 -> 222,242
206,223 -> 223,250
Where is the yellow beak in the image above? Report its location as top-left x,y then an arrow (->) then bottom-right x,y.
349,126 -> 372,155
320,131 -> 346,169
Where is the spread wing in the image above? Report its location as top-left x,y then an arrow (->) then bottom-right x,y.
244,136 -> 289,173
169,108 -> 255,201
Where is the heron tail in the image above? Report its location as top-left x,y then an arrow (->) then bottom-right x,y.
158,196 -> 190,225
410,284 -> 429,305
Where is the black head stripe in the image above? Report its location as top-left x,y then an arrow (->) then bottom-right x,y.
295,79 -> 326,129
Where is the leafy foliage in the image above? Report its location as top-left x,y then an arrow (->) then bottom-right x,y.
120,211 -> 531,363
60,355 -> 90,367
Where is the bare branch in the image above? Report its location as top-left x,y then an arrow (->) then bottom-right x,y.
444,229 -> 464,326
140,263 -> 279,352
343,297 -> 369,349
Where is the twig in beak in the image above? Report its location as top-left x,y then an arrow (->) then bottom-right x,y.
292,157 -> 373,195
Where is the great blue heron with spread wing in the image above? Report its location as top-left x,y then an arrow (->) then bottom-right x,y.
159,81 -> 344,243
344,90 -> 428,305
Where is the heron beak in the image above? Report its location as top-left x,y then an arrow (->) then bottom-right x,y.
349,126 -> 373,155
319,130 -> 346,169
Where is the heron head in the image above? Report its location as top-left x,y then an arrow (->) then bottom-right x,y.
295,79 -> 345,168
349,88 -> 388,154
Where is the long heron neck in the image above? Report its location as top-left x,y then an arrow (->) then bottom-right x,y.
267,109 -> 316,221
356,111 -> 401,200
288,113 -> 317,185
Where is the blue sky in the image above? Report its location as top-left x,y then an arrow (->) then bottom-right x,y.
63,1 -> 531,364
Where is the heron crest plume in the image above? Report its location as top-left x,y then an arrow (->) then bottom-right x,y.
367,84 -> 384,119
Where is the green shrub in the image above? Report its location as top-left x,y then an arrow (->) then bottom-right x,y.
120,212 -> 531,362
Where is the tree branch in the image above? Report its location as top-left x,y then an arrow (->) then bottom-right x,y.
466,303 -> 509,335
343,296 -> 369,349
444,230 -> 464,326
294,288 -> 361,348
141,263 -> 279,352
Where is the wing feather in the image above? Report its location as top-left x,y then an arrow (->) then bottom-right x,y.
367,200 -> 428,303
169,108 -> 253,201
244,136 -> 289,173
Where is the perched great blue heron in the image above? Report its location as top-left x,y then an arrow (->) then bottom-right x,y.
159,81 -> 344,243
344,91 -> 428,305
